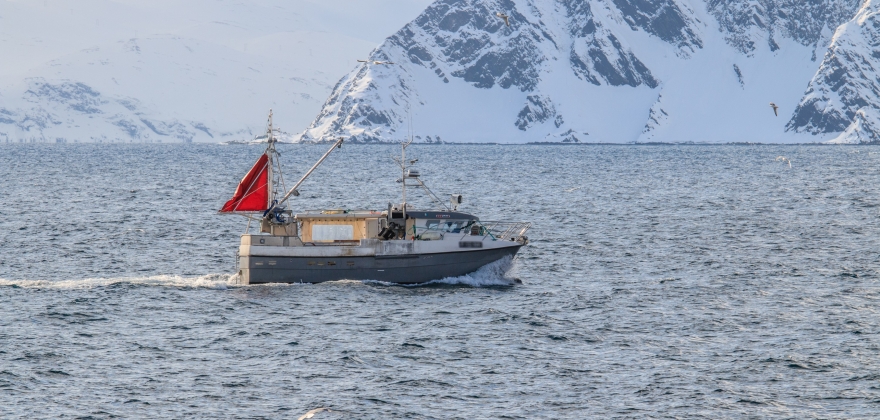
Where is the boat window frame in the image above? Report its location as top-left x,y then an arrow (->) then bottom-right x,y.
422,219 -> 473,234
311,224 -> 355,242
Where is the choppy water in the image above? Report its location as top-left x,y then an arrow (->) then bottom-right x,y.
2,144 -> 880,418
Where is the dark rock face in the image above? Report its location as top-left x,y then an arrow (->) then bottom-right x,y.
786,1 -> 880,139
840,108 -> 880,143
556,128 -> 582,142
303,0 -> 876,143
0,79 -> 211,142
303,0 -> 671,142
398,0 -> 666,92
733,64 -> 744,87
515,95 -> 556,130
707,0 -> 861,54
561,0 -> 660,87
396,0 -> 545,92
114,119 -> 142,138
610,0 -> 702,49
0,109 -> 16,125
570,33 -> 658,88
788,96 -> 852,134
24,81 -> 106,115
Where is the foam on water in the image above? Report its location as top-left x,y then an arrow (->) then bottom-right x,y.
360,256 -> 518,287
427,255 -> 518,287
0,273 -> 238,290
0,257 -> 517,290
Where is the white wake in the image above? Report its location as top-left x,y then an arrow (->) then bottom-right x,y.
368,255 -> 520,288
0,273 -> 239,290
0,257 -> 521,290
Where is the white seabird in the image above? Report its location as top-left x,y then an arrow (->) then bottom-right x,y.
297,407 -> 331,420
769,102 -> 779,116
496,12 -> 510,26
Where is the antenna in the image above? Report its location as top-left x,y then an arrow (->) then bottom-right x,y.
400,104 -> 416,221
266,109 -> 275,208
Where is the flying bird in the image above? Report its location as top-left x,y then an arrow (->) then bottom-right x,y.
769,102 -> 779,116
496,12 -> 510,26
297,407 -> 331,420
776,156 -> 791,168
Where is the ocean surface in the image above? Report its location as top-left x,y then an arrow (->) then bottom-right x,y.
2,143 -> 880,418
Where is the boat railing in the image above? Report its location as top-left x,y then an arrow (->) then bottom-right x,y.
298,209 -> 350,215
410,220 -> 530,241
471,221 -> 532,241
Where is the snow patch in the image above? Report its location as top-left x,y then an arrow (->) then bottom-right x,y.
788,0 -> 880,137
830,106 -> 880,144
302,0 -> 867,144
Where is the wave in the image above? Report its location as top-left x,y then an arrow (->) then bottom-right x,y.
364,256 -> 520,288
427,255 -> 520,287
0,273 -> 240,290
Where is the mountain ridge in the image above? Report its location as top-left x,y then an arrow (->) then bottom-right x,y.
301,0 -> 874,144
0,0 -> 434,143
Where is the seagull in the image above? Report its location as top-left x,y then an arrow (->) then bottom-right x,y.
775,156 -> 791,168
357,59 -> 395,65
297,407 -> 331,420
769,102 -> 779,116
496,12 -> 510,27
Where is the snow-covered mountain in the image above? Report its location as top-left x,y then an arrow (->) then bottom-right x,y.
789,0 -> 880,143
0,0 -> 433,143
302,0 -> 874,144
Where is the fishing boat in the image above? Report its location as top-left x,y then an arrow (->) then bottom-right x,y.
220,111 -> 531,284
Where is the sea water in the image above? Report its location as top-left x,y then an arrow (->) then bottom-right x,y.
2,144 -> 880,418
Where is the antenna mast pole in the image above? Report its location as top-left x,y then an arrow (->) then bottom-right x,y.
401,141 -> 407,221
266,109 -> 276,207
401,107 -> 414,222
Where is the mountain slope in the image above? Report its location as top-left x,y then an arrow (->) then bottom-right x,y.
787,0 -> 880,143
0,0 -> 433,143
302,0 -> 868,144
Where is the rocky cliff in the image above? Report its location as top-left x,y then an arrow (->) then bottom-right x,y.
302,0 -> 870,144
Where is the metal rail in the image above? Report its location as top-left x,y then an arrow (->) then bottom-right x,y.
411,220 -> 531,239
473,221 -> 532,241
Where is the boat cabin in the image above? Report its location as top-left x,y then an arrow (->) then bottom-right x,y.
296,211 -> 383,243
291,210 -> 479,244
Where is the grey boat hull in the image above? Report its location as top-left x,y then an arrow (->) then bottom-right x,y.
241,245 -> 521,284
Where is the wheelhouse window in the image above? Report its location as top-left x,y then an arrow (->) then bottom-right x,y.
424,219 -> 471,233
312,224 -> 354,241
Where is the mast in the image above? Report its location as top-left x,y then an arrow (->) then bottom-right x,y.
266,109 -> 276,208
394,137 -> 414,221
401,140 -> 407,221
400,109 -> 414,221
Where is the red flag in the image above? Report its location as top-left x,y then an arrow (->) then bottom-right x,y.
220,153 -> 270,212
